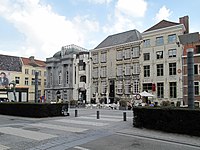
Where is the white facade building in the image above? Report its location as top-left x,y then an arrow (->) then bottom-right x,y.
140,19 -> 186,103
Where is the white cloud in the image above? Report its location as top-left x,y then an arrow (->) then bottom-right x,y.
86,0 -> 112,4
0,0 -> 99,60
155,6 -> 172,22
103,0 -> 147,34
116,0 -> 147,17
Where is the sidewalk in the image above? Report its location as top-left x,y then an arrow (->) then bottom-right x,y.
117,127 -> 200,148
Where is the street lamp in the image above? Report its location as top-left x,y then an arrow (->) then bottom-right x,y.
9,80 -> 16,102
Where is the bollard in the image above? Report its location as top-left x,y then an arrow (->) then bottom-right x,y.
97,110 -> 100,119
123,112 -> 126,121
75,109 -> 78,117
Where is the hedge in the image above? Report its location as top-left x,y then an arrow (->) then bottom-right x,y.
0,103 -> 68,118
133,107 -> 200,136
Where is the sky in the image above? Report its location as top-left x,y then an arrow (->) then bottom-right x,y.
0,0 -> 200,61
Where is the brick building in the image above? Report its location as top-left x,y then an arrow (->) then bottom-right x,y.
182,33 -> 200,104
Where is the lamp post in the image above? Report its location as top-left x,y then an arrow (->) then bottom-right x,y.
9,81 -> 16,102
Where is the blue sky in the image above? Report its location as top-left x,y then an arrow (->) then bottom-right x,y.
0,0 -> 200,60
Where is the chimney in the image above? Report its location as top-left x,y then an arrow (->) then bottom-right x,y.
29,56 -> 35,63
179,16 -> 189,34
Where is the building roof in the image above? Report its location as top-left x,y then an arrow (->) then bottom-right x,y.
144,20 -> 180,32
0,54 -> 22,72
52,44 -> 88,59
21,57 -> 46,67
95,29 -> 142,49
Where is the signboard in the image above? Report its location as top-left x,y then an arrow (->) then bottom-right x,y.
0,71 -> 10,88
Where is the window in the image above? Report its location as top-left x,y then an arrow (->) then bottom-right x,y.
133,80 -> 139,94
156,51 -> 163,59
101,52 -> 107,63
144,65 -> 150,77
125,80 -> 131,94
38,71 -> 41,76
144,53 -> 150,61
117,80 -> 123,94
117,50 -> 123,60
66,71 -> 69,84
156,36 -> 164,46
32,70 -> 35,75
101,66 -> 107,77
44,79 -> 46,86
79,62 -> 86,71
157,64 -> 164,76
124,48 -> 131,59
132,47 -> 139,58
169,82 -> 177,98
168,34 -> 176,43
50,73 -> 53,85
93,81 -> 98,93
101,81 -> 107,93
58,71 -> 61,85
117,65 -> 123,76
38,90 -> 41,98
15,77 -> 20,84
25,69 -> 29,74
169,63 -> 176,75
79,54 -> 83,60
80,76 -> 86,83
38,78 -> 41,85
25,77 -> 29,85
93,67 -> 98,78
194,64 -> 199,75
133,63 -> 140,74
93,54 -> 99,64
168,49 -> 176,58
31,78 -> 35,85
143,39 -> 150,47
143,83 -> 152,92
157,83 -> 164,98
196,45 -> 200,54
125,64 -> 131,75
194,82 -> 200,95
44,71 -> 46,77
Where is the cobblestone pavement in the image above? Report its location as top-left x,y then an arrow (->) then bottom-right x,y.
0,108 -> 200,150
0,108 -> 133,150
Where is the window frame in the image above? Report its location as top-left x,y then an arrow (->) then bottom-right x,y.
157,82 -> 164,98
169,82 -> 177,98
168,34 -> 176,44
144,53 -> 150,61
168,49 -> 177,58
132,47 -> 139,58
156,51 -> 163,59
157,64 -> 164,76
156,36 -> 164,46
144,65 -> 150,77
169,63 -> 176,75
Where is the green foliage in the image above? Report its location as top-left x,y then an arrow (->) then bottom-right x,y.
160,100 -> 171,106
70,99 -> 78,106
0,103 -> 67,117
119,99 -> 127,107
133,107 -> 200,136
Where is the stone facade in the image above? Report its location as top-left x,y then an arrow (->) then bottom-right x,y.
140,19 -> 185,103
45,44 -> 90,103
90,30 -> 142,103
